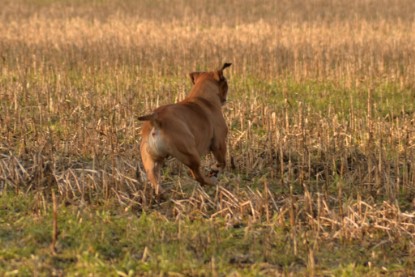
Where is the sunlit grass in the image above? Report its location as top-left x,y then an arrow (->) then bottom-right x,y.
1,0 -> 415,275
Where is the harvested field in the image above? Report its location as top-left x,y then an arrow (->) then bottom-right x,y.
1,0 -> 415,275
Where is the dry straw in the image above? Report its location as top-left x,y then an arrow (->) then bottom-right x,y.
0,0 -> 414,258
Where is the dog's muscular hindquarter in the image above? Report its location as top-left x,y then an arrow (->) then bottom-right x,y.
138,63 -> 231,195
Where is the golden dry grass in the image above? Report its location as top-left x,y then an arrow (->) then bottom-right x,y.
1,0 -> 415,274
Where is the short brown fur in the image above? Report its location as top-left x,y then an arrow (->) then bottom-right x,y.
138,63 -> 232,195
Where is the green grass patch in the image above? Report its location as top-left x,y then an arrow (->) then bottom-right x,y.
1,191 -> 414,275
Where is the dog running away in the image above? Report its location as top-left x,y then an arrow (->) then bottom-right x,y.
138,63 -> 232,196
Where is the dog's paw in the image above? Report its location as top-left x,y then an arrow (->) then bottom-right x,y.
209,169 -> 219,178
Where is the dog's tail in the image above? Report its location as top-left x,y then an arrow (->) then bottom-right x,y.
137,113 -> 155,121
137,113 -> 161,128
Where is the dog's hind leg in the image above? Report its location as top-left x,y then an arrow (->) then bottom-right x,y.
173,147 -> 214,186
147,161 -> 163,196
210,140 -> 227,177
189,161 -> 214,186
140,142 -> 163,196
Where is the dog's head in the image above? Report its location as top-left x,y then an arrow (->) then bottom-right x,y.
189,63 -> 232,105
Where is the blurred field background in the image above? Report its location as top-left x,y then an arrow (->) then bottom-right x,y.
1,0 -> 415,275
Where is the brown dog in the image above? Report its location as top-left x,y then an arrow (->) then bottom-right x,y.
138,63 -> 232,195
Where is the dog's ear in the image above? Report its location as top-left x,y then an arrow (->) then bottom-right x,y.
189,72 -> 201,85
214,63 -> 232,81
